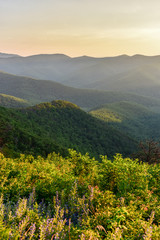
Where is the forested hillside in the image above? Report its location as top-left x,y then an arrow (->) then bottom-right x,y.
0,100 -> 137,158
90,101 -> 160,141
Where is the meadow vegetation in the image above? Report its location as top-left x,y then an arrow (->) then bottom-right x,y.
0,150 -> 160,239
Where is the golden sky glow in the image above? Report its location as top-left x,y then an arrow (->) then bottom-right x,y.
1,0 -> 160,57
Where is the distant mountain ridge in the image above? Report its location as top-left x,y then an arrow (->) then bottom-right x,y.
0,52 -> 20,58
1,53 -> 160,99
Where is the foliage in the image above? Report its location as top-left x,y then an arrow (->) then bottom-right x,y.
133,140 -> 160,164
0,150 -> 160,239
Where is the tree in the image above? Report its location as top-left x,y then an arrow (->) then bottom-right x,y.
134,140 -> 160,164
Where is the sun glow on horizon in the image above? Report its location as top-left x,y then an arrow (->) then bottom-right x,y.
1,0 -> 160,57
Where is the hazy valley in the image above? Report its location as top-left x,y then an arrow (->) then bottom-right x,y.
1,53 -> 160,99
1,52 -> 160,157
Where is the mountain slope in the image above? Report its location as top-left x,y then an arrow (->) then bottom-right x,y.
1,71 -> 160,111
0,93 -> 29,108
90,101 -> 160,141
0,100 -> 137,158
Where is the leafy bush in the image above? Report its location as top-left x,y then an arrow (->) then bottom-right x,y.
0,151 -> 159,239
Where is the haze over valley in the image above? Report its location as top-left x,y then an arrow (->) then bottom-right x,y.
1,53 -> 160,100
1,51 -> 160,155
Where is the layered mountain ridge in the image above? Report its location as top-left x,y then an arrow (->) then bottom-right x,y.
1,53 -> 160,159
1,53 -> 160,99
1,71 -> 160,111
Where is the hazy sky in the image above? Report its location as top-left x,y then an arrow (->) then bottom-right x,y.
1,0 -> 160,57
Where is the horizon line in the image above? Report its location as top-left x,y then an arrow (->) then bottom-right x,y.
1,52 -> 160,59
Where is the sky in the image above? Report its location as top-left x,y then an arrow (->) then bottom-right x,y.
1,0 -> 160,57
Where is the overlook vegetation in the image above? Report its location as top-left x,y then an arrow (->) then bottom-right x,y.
0,151 -> 160,239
